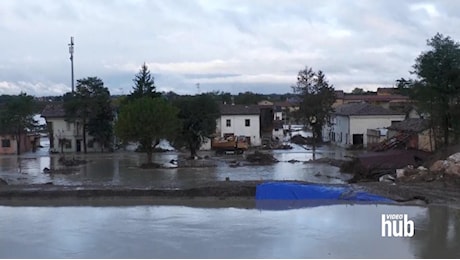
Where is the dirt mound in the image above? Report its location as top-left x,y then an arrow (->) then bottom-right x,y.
58,157 -> 87,167
245,151 -> 279,164
423,144 -> 460,167
307,157 -> 348,167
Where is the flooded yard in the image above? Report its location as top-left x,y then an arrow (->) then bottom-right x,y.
2,138 -> 459,258
0,138 -> 353,187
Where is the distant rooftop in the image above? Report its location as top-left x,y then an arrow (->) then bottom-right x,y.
387,118 -> 429,133
219,104 -> 260,115
334,103 -> 404,116
343,94 -> 409,102
41,103 -> 65,118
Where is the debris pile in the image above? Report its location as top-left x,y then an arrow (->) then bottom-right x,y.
245,151 -> 279,165
429,152 -> 460,176
290,135 -> 313,145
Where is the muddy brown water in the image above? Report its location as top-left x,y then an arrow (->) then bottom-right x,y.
3,138 -> 459,258
0,204 -> 459,258
0,138 -> 353,187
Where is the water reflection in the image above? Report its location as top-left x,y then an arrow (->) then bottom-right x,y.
411,206 -> 460,258
0,204 -> 458,258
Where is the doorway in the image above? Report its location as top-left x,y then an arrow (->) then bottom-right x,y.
76,140 -> 81,152
352,134 -> 363,145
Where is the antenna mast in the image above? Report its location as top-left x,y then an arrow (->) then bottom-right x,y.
69,37 -> 75,93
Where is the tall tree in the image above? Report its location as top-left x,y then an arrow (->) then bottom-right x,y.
398,33 -> 460,146
234,91 -> 265,105
115,97 -> 179,164
127,63 -> 160,101
87,86 -> 113,152
292,67 -> 336,141
173,94 -> 220,159
351,87 -> 365,94
0,93 -> 36,155
64,77 -> 113,153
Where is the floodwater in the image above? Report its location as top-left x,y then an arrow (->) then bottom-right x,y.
0,137 -> 353,187
0,204 -> 459,258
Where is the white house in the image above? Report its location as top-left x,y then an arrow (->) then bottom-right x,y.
323,103 -> 405,148
41,103 -> 105,153
216,104 -> 261,146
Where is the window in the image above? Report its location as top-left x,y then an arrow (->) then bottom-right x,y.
66,122 -> 71,131
65,139 -> 72,149
1,139 -> 11,148
226,119 -> 231,127
245,119 -> 250,127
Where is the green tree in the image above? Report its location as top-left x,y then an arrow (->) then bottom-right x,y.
64,77 -> 113,153
127,63 -> 161,101
397,33 -> 460,146
351,87 -> 365,94
173,94 -> 220,159
234,91 -> 265,105
292,67 -> 336,142
115,97 -> 179,164
87,87 -> 113,152
0,93 -> 36,155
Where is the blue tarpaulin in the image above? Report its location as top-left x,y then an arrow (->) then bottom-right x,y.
256,182 -> 393,205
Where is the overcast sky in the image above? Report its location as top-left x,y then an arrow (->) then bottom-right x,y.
1,0 -> 460,96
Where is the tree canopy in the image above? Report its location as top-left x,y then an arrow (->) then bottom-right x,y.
127,63 -> 161,101
292,66 -> 336,141
115,97 -> 179,164
397,33 -> 460,146
172,94 -> 220,158
0,93 -> 36,154
64,77 -> 113,153
351,87 -> 365,94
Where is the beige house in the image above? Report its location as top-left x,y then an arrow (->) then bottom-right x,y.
0,133 -> 40,155
323,103 -> 406,148
41,103 -> 104,153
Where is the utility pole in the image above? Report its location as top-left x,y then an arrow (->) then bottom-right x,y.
69,37 -> 75,93
196,83 -> 200,94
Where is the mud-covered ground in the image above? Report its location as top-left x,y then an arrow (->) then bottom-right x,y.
1,179 -> 460,207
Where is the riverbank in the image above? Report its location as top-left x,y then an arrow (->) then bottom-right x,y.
1,179 -> 460,207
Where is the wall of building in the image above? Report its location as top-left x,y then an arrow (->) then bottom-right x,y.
418,129 -> 435,152
329,115 -> 350,147
48,118 -> 103,153
349,115 -> 406,147
218,115 -> 261,146
0,133 -> 36,154
272,128 -> 284,142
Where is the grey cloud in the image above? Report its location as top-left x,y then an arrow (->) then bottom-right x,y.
1,0 -> 460,96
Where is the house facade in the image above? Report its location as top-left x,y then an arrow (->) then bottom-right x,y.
41,103 -> 104,153
0,133 -> 39,155
324,103 -> 405,148
216,104 -> 261,146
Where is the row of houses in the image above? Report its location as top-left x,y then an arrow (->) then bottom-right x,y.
40,100 -> 299,153
8,87 -> 427,154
